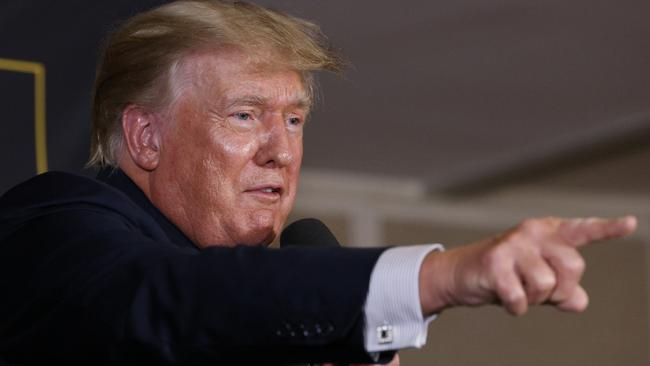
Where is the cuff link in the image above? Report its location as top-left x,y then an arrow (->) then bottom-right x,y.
376,324 -> 394,344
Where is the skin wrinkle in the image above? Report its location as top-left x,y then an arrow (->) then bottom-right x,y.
140,49 -> 307,247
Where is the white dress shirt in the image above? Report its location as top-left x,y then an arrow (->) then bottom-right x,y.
364,244 -> 444,355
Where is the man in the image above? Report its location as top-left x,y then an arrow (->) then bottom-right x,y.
0,1 -> 637,365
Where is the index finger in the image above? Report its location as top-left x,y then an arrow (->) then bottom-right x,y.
559,215 -> 637,247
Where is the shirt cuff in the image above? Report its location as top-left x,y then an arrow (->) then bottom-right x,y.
363,244 -> 444,353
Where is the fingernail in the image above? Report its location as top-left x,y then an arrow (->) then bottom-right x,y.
621,215 -> 637,232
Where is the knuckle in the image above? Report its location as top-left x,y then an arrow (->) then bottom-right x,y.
499,233 -> 519,250
518,217 -> 555,236
565,256 -> 586,275
526,272 -> 556,304
536,273 -> 557,291
518,219 -> 537,232
495,281 -> 524,303
500,230 -> 529,252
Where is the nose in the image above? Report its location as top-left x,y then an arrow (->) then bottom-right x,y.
254,115 -> 294,168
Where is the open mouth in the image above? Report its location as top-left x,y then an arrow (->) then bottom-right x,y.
245,185 -> 284,198
259,187 -> 281,194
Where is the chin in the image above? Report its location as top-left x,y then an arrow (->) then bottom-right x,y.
237,227 -> 276,246
238,211 -> 279,246
198,227 -> 275,248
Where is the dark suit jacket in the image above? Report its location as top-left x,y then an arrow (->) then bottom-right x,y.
0,170 -> 388,365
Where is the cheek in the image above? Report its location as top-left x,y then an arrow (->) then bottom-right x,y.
211,133 -> 258,182
197,132 -> 261,212
216,133 -> 257,157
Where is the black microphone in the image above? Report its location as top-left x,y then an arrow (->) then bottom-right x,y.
280,218 -> 341,248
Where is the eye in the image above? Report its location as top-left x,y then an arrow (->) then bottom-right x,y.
234,112 -> 253,121
288,116 -> 302,126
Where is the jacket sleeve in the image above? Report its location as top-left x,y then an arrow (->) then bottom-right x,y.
0,207 -> 387,365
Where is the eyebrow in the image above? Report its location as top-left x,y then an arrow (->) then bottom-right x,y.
225,95 -> 311,110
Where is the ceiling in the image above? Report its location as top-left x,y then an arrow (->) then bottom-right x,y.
254,0 -> 650,192
1,0 -> 647,195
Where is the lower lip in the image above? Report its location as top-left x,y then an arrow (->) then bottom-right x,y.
244,190 -> 281,202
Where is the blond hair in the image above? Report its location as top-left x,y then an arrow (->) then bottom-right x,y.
88,0 -> 345,168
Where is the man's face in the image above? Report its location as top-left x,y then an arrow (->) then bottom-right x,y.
149,50 -> 308,247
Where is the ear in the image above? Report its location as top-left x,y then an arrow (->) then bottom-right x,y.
121,104 -> 162,171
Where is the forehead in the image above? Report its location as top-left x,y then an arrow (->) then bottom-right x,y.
172,50 -> 310,107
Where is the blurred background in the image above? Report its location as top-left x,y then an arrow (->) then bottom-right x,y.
1,0 -> 648,364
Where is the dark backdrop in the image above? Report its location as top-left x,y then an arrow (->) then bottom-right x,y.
0,0 -> 167,193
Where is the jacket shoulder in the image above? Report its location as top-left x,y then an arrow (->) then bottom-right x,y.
0,171 -> 151,239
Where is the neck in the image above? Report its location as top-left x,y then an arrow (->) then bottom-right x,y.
118,156 -> 153,201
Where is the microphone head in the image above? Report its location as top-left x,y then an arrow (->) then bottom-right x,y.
280,218 -> 341,248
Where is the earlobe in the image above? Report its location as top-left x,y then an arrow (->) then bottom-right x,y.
121,104 -> 161,171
